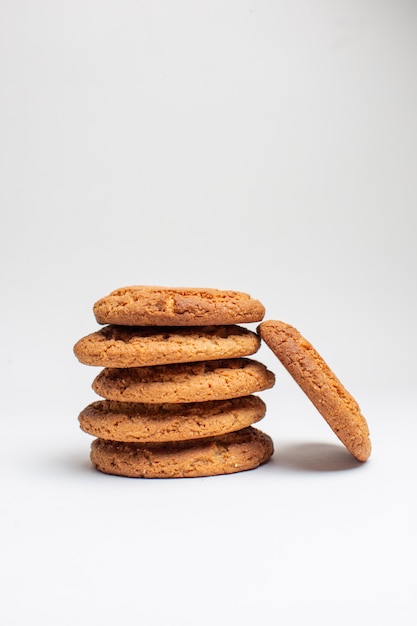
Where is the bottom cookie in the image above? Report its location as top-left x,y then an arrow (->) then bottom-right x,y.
90,427 -> 274,478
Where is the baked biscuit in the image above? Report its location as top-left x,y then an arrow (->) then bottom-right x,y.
90,426 -> 274,478
74,325 -> 260,368
93,286 -> 265,326
79,396 -> 266,442
92,358 -> 275,403
258,320 -> 371,462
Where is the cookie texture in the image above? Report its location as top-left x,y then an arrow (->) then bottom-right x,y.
92,358 -> 275,403
93,286 -> 265,326
90,426 -> 274,478
79,396 -> 266,442
258,320 -> 371,462
74,324 -> 261,368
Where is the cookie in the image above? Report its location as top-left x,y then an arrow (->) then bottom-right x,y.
92,358 -> 275,403
90,426 -> 274,478
73,324 -> 261,368
93,286 -> 265,326
258,320 -> 371,462
79,396 -> 266,442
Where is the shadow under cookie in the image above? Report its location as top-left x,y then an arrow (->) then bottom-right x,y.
272,442 -> 364,472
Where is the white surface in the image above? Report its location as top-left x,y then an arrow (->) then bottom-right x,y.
1,1 -> 416,625
3,385 -> 416,625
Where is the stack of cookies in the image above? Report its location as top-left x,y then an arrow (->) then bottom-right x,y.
74,286 -> 275,478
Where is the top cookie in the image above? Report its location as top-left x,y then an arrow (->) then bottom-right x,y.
93,286 -> 265,326
258,320 -> 371,462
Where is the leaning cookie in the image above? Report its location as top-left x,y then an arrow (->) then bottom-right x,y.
93,286 -> 265,326
74,325 -> 261,368
79,396 -> 266,442
258,320 -> 371,462
90,426 -> 274,478
92,358 -> 275,403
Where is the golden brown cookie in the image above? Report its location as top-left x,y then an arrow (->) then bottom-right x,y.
92,358 -> 275,403
73,325 -> 261,368
90,426 -> 274,478
258,320 -> 371,462
93,286 -> 265,326
79,396 -> 266,442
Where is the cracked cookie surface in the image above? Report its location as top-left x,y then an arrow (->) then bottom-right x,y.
92,358 -> 275,403
93,286 -> 265,326
74,324 -> 260,367
79,396 -> 266,442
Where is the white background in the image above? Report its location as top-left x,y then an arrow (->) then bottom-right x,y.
1,1 -> 416,624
